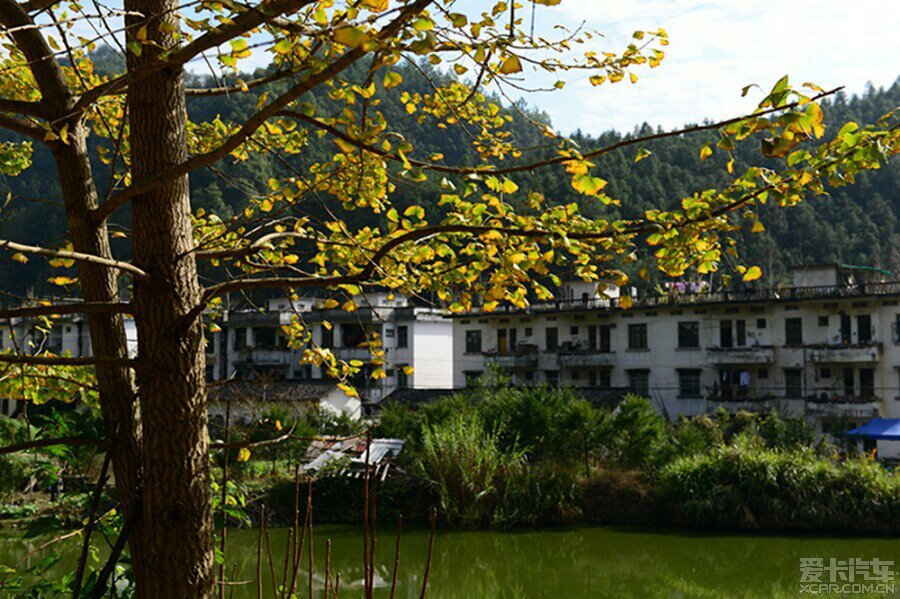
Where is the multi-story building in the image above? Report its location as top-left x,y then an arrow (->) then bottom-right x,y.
451,265 -> 900,457
208,293 -> 454,407
0,311 -> 138,416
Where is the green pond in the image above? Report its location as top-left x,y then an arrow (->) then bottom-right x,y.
2,525 -> 898,597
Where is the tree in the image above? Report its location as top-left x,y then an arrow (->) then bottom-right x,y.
0,0 -> 896,595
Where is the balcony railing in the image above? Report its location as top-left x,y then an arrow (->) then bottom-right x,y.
808,343 -> 882,363
455,281 -> 900,317
557,351 -> 616,367
706,346 -> 775,365
806,397 -> 880,419
485,353 -> 539,368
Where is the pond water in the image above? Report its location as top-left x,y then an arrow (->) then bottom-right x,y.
2,524 -> 898,597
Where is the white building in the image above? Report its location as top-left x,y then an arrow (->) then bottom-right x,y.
209,293 -> 454,411
0,311 -> 138,416
451,265 -> 900,458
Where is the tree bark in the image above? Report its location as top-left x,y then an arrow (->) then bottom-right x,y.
124,0 -> 213,595
52,129 -> 148,581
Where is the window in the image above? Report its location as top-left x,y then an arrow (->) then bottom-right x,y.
819,367 -> 832,379
818,315 -> 829,327
677,321 -> 700,349
785,318 -> 803,346
232,327 -> 247,351
756,318 -> 767,329
385,328 -> 395,338
736,320 -> 747,347
588,371 -> 597,387
397,366 -> 409,389
397,325 -> 408,348
857,315 -> 872,344
571,370 -> 580,380
860,368 -> 874,397
598,369 -> 611,389
678,369 -> 702,398
545,370 -> 560,386
843,367 -> 854,397
628,323 -> 648,350
321,324 -> 333,348
570,326 -> 579,336
545,327 -> 559,352
720,320 -> 733,348
784,368 -> 803,398
465,330 -> 482,354
254,327 -> 276,349
525,327 -> 533,337
628,370 -> 650,397
758,368 -> 768,380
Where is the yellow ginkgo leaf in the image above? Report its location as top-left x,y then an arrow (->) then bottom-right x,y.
743,266 -> 762,282
236,448 -> 251,462
499,55 -> 522,74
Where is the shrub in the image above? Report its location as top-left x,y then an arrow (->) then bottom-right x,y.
661,434 -> 900,533
595,395 -> 668,469
418,414 -> 526,527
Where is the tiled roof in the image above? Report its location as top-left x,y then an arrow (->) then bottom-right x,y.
209,379 -> 337,403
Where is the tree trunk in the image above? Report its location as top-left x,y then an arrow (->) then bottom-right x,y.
125,0 -> 213,595
52,127 -> 148,580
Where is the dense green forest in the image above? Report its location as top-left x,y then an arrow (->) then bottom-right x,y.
1,46 -> 897,298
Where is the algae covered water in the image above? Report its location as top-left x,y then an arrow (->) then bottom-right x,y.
2,525 -> 898,597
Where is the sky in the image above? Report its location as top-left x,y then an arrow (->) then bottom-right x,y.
488,0 -> 899,135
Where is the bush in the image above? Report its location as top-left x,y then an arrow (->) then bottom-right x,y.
661,433 -> 900,533
581,468 -> 666,525
418,414 -> 526,527
595,395 -> 668,469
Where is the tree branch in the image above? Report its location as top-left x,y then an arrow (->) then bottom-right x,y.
0,353 -> 136,366
0,97 -> 47,117
92,0 -> 435,223
18,0 -> 57,13
0,238 -> 149,279
0,302 -> 132,320
70,0 -> 319,115
0,436 -> 109,455
210,424 -> 296,450
185,68 -> 304,98
0,112 -> 45,140
0,0 -> 71,119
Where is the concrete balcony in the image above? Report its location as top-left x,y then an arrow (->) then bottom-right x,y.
557,351 -> 616,367
235,348 -> 293,366
806,398 -> 880,419
486,353 -> 539,368
706,346 -> 775,365
808,343 -> 882,364
333,347 -> 374,361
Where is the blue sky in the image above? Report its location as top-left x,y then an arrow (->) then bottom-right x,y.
476,0 -> 899,134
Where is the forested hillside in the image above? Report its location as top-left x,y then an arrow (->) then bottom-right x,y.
1,47 -> 897,297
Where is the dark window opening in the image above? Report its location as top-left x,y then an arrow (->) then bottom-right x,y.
678,321 -> 700,349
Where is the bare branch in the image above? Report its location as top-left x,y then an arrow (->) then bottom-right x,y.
0,238 -> 149,279
70,0 -> 319,115
0,353 -> 136,366
0,435 -> 108,455
92,0 -> 435,223
210,424 -> 296,450
0,97 -> 47,117
196,231 -> 316,260
185,68 -> 303,98
0,112 -> 45,140
18,0 -> 58,13
0,302 -> 132,320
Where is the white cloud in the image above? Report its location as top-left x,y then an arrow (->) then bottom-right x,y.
513,0 -> 899,133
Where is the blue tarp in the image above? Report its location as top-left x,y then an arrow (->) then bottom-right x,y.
845,419 -> 900,440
